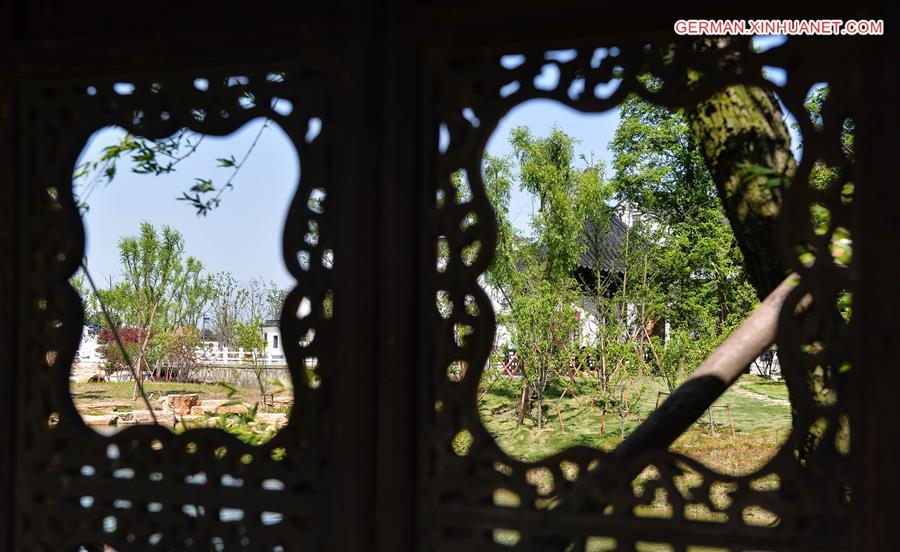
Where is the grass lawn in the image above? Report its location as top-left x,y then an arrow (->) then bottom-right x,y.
481,374 -> 790,545
479,374 -> 791,475
71,381 -> 259,406
739,375 -> 791,401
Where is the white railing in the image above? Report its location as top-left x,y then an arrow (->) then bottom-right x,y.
74,345 -> 288,369
195,346 -> 288,367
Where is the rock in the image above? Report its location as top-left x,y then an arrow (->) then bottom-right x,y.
81,414 -> 119,426
128,410 -> 157,423
255,413 -> 288,428
200,400 -> 248,415
190,406 -> 204,416
158,394 -> 200,415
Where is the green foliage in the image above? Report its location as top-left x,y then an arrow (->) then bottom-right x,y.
609,95 -> 717,223
101,222 -> 214,331
150,327 -> 201,380
203,380 -> 283,445
91,223 -> 214,392
74,130 -> 205,214
506,263 -> 581,427
653,326 -> 718,392
74,113 -> 274,216
481,100 -> 761,435
483,126 -> 609,428
609,94 -> 757,339
235,316 -> 272,402
509,126 -> 585,280
235,316 -> 267,355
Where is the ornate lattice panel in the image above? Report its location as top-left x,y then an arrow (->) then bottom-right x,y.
15,63 -> 338,550
421,38 -> 858,551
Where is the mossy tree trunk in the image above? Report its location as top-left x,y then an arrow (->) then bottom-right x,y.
686,84 -> 797,298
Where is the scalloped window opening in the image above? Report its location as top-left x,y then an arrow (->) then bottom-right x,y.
69,117 -> 303,444
460,71 -> 832,482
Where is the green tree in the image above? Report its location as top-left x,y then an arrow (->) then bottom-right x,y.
100,222 -> 214,397
209,272 -> 248,348
264,282 -> 289,320
609,94 -> 757,389
151,327 -> 201,381
483,127 -> 602,428
235,316 -> 269,404
610,95 -> 718,224
509,126 -> 584,280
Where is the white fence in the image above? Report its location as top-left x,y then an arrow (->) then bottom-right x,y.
73,340 -> 297,387
193,346 -> 292,386
75,345 -> 288,369
192,364 -> 294,388
196,346 -> 287,368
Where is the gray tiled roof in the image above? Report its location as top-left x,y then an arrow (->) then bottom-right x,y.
577,212 -> 627,272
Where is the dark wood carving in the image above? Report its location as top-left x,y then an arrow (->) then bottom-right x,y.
421,37 -> 858,551
0,1 -> 892,549
14,63 -> 338,550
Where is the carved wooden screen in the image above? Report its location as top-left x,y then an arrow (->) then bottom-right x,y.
420,37 -> 857,551
13,62 -> 340,550
3,3 -> 895,550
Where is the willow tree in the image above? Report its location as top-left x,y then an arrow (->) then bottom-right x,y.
484,127 -> 603,428
101,222 -> 214,397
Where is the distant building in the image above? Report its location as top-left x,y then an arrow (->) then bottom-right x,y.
75,324 -> 103,366
262,319 -> 282,357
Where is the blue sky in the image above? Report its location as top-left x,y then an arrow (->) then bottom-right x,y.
77,104 -> 623,288
77,119 -> 299,287
77,36 -> 797,288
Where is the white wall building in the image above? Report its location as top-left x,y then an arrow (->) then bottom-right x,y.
262,319 -> 283,358
75,325 -> 103,366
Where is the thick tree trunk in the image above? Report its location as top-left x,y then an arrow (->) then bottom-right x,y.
686,84 -> 796,297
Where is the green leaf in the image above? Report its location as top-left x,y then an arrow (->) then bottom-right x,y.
217,155 -> 237,168
190,178 -> 215,194
218,381 -> 239,398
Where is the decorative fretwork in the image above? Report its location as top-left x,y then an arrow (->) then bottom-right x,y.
422,38 -> 857,551
15,64 -> 338,550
